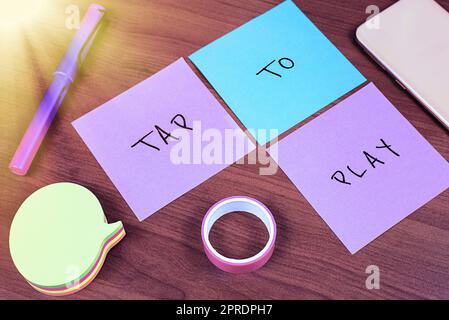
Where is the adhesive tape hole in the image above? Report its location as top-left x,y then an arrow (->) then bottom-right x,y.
209,211 -> 269,259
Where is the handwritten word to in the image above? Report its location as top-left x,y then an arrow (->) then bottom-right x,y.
331,138 -> 400,185
131,114 -> 192,152
256,58 -> 295,78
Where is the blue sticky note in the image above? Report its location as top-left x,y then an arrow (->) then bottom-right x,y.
190,0 -> 366,145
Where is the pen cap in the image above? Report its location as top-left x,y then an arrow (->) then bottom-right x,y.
56,4 -> 105,82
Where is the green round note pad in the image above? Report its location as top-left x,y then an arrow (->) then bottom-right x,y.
9,183 -> 125,295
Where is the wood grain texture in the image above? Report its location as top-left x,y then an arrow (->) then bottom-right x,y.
1,0 -> 448,300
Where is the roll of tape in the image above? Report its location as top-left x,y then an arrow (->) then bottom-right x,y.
201,196 -> 276,273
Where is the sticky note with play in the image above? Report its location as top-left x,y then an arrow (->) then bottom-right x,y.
190,0 -> 366,145
73,58 -> 254,221
269,83 -> 449,254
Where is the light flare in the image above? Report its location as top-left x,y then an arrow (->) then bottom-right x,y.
0,0 -> 48,28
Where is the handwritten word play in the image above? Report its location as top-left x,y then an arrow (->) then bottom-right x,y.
331,139 -> 400,185
131,114 -> 192,152
256,57 -> 295,78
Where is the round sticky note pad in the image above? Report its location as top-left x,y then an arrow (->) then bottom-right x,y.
9,183 -> 125,296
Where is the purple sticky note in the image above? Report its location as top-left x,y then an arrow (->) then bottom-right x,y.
73,58 -> 254,221
270,83 -> 449,253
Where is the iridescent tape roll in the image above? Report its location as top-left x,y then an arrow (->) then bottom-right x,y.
201,196 -> 276,273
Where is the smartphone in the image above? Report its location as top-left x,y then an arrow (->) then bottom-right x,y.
356,0 -> 449,130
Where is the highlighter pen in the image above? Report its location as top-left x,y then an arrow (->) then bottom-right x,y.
9,4 -> 106,176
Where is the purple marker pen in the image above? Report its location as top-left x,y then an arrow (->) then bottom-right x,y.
9,4 -> 105,176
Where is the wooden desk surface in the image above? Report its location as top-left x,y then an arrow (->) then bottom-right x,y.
1,0 -> 448,300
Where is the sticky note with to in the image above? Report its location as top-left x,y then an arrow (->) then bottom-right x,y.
190,0 -> 366,145
268,83 -> 449,254
73,58 -> 255,221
